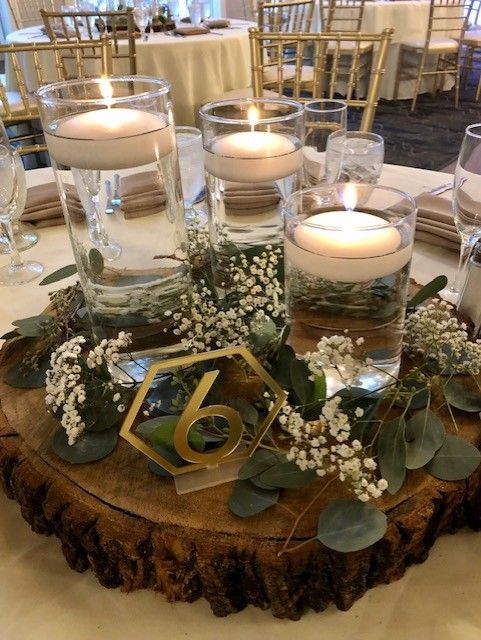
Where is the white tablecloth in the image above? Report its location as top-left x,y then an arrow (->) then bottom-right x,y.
312,0 -> 459,99
0,163 -> 471,640
6,20 -> 254,126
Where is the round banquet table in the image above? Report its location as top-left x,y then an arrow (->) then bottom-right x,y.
2,163 -> 480,640
5,20 -> 254,126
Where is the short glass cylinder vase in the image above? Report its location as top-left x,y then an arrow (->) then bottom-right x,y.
284,183 -> 417,391
199,98 -> 304,291
36,76 -> 192,378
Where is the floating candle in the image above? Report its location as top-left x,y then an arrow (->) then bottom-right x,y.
285,209 -> 412,283
46,108 -> 174,170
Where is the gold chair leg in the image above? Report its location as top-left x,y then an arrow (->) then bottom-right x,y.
411,51 -> 427,112
476,68 -> 481,101
393,46 -> 405,101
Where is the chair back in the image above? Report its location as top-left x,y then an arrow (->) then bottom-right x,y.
258,0 -> 315,32
249,27 -> 393,131
6,0 -> 63,30
0,37 -> 112,155
425,0 -> 469,44
320,0 -> 367,33
40,8 -> 137,75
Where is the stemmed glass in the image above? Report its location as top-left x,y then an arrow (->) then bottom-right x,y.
444,123 -> 481,302
0,146 -> 43,285
133,0 -> 153,41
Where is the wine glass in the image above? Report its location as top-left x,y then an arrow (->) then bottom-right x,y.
133,0 -> 153,41
175,126 -> 205,222
0,146 -> 43,285
443,123 -> 481,303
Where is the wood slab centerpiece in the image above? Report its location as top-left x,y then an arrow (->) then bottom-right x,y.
1,309 -> 481,619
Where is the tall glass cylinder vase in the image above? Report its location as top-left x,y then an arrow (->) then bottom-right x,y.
199,98 -> 304,291
284,183 -> 417,391
36,76 -> 192,378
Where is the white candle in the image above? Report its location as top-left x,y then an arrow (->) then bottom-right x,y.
204,131 -> 302,183
285,210 -> 412,282
46,108 -> 174,170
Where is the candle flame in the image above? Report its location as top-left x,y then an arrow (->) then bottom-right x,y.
99,77 -> 113,108
247,105 -> 258,132
343,183 -> 357,212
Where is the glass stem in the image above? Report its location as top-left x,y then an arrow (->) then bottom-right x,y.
1,220 -> 24,270
451,239 -> 473,294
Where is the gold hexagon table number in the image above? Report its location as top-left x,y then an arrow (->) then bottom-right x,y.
119,346 -> 287,494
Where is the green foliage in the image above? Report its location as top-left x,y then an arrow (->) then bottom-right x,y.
259,460 -> 316,488
425,435 -> 481,481
51,426 -> 118,464
443,379 -> 481,412
88,248 -> 104,275
317,499 -> 387,553
137,415 -> 205,453
4,357 -> 50,389
229,479 -> 280,517
228,398 -> 259,427
407,275 -> 448,309
405,409 -> 445,469
12,315 -> 51,337
39,264 -> 78,286
377,417 -> 406,495
238,449 -> 285,480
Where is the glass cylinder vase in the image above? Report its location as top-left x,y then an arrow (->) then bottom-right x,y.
284,183 -> 417,391
36,76 -> 192,378
199,98 -> 304,291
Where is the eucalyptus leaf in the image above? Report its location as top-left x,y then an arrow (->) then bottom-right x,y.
425,434 -> 481,481
443,379 -> 481,412
229,479 -> 279,517
148,444 -> 185,477
39,264 -> 78,286
317,498 -> 387,553
89,248 -> 104,275
377,417 -> 406,495
260,460 -> 316,488
405,409 -> 445,469
0,329 -> 20,340
395,379 -> 430,410
335,387 -> 380,420
12,315 -> 51,337
238,448 -> 285,480
290,358 -> 313,406
4,356 -> 50,389
51,426 -> 118,464
273,344 -> 296,389
229,398 -> 259,426
250,316 -> 278,349
249,475 -> 278,490
146,416 -> 205,453
407,275 -> 448,309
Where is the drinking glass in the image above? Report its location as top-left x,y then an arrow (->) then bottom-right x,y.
0,146 -> 43,285
133,0 -> 153,40
303,99 -> 347,185
176,126 -> 205,220
326,131 -> 384,185
444,123 -> 481,302
187,0 -> 211,24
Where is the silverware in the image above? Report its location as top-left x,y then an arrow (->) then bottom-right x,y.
208,31 -> 224,35
112,173 -> 121,207
428,181 -> 453,196
105,180 -> 115,215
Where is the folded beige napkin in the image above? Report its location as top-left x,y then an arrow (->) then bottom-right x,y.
224,182 -> 280,216
21,182 -> 82,228
174,25 -> 209,35
415,192 -> 459,252
203,19 -> 230,28
120,171 -> 166,219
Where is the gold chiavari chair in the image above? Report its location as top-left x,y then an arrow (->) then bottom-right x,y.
393,0 -> 469,110
6,0 -> 63,30
40,8 -> 137,76
249,27 -> 394,132
460,0 -> 481,99
0,36 -> 112,156
320,0 -> 367,33
257,0 -> 315,32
